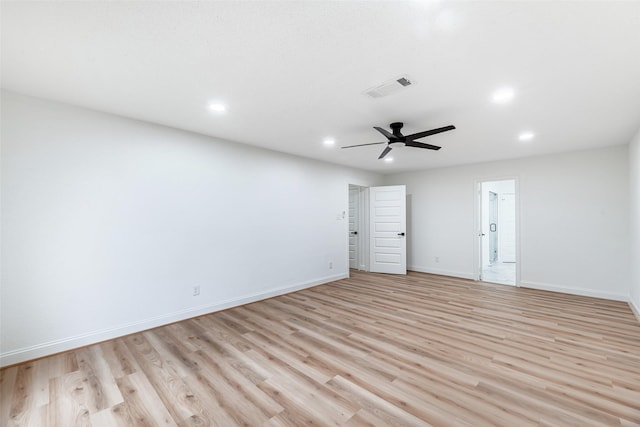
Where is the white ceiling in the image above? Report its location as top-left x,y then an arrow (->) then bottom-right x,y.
2,1 -> 640,173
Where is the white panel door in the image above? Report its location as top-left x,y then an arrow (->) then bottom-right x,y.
369,185 -> 406,274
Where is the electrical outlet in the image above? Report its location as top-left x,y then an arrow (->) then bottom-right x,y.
193,285 -> 200,296
435,256 -> 440,263
329,261 -> 333,269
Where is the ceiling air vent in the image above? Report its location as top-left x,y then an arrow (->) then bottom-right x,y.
364,75 -> 415,98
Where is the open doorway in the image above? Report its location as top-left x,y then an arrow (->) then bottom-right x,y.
478,179 -> 517,286
348,184 -> 369,271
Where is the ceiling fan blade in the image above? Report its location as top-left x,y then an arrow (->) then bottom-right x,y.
378,146 -> 393,159
341,142 -> 386,149
405,125 -> 455,141
405,141 -> 442,150
374,126 -> 395,140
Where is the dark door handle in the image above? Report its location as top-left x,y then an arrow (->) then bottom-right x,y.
398,232 -> 405,236
350,231 -> 358,235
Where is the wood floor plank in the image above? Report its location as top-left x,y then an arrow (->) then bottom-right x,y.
75,347 -> 123,414
47,371 -> 92,427
0,366 -> 18,424
2,270 -> 640,426
115,372 -> 177,426
325,375 -> 431,427
7,363 -> 41,426
122,335 -> 212,427
90,402 -> 133,427
99,339 -> 140,380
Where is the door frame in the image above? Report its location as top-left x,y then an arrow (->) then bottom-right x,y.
473,176 -> 520,286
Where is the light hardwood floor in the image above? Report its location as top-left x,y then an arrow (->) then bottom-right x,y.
2,271 -> 640,426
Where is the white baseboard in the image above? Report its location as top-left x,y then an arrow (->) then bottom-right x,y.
519,280 -> 628,302
408,265 -> 476,280
629,297 -> 640,323
0,273 -> 347,368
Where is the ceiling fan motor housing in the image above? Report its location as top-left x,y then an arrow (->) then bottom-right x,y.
390,122 -> 404,138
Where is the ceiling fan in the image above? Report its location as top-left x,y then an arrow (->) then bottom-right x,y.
342,122 -> 455,159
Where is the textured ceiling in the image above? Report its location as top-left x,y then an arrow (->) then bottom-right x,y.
2,1 -> 640,173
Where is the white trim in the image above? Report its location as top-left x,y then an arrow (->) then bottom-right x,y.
519,280 -> 628,302
0,273 -> 347,367
345,184 -> 352,272
360,186 -> 370,272
629,297 -> 640,323
408,265 -> 476,280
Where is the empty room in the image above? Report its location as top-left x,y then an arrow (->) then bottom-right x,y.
2,1 -> 640,426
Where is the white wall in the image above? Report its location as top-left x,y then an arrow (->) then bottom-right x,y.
629,127 -> 640,318
385,146 -> 630,300
0,91 -> 381,366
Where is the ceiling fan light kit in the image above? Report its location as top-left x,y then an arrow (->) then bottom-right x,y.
341,122 -> 456,160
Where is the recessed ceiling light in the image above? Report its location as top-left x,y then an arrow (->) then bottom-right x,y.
323,138 -> 336,146
519,132 -> 535,141
384,157 -> 394,163
492,87 -> 515,103
208,102 -> 227,113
